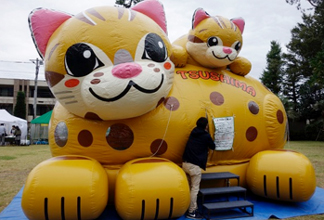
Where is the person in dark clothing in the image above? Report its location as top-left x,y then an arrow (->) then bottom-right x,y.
182,117 -> 216,219
14,126 -> 21,145
0,123 -> 6,146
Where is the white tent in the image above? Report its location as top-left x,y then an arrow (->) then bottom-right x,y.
0,109 -> 28,145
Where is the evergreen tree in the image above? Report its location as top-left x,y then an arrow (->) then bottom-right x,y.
14,91 -> 26,119
310,50 -> 324,86
260,41 -> 283,95
286,0 -> 319,10
282,0 -> 324,139
282,53 -> 302,118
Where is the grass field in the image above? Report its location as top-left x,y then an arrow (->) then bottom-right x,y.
0,141 -> 323,219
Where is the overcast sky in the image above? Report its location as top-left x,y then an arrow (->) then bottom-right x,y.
0,0 -> 308,80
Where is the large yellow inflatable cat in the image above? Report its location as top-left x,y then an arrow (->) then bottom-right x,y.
22,1 -> 316,220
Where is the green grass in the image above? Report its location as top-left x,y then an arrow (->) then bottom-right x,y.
0,145 -> 51,212
0,141 -> 323,219
283,141 -> 324,220
0,156 -> 16,160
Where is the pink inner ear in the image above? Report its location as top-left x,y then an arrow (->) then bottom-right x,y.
131,0 -> 167,34
192,8 -> 210,29
29,8 -> 71,58
231,17 -> 245,33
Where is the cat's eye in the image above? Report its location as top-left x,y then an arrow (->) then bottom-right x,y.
142,33 -> 167,62
65,43 -> 104,77
233,41 -> 242,51
207,37 -> 220,47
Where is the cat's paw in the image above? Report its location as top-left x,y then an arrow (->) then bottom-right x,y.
229,57 -> 252,76
171,45 -> 188,67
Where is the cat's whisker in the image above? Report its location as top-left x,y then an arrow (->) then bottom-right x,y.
65,100 -> 78,105
59,96 -> 76,100
55,91 -> 73,94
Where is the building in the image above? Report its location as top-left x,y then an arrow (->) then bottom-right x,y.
0,60 -> 55,123
0,78 -> 55,123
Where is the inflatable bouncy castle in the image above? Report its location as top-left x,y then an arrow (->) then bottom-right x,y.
22,1 -> 316,219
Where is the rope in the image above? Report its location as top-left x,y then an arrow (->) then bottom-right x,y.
150,104 -> 174,157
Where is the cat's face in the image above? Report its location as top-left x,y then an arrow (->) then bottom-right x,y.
186,9 -> 244,68
29,4 -> 174,120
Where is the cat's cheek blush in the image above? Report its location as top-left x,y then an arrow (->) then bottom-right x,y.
164,62 -> 172,70
65,79 -> 80,88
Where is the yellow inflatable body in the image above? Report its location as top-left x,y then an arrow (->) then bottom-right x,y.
23,1 -> 316,220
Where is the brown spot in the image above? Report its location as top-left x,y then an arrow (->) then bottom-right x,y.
277,110 -> 284,124
148,63 -> 155,67
164,97 -> 180,111
246,126 -> 258,142
94,72 -> 104,77
106,124 -> 133,150
91,79 -> 101,84
45,71 -> 64,88
210,92 -> 224,106
84,112 -> 103,120
154,68 -> 160,72
54,122 -> 68,147
248,101 -> 259,115
78,130 -> 93,147
150,139 -> 168,155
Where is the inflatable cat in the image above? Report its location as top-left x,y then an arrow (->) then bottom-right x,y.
171,8 -> 252,76
22,1 -> 316,220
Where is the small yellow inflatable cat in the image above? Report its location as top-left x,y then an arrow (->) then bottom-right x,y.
171,8 -> 252,76
22,1 -> 316,220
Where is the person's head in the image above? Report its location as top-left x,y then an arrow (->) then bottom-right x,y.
196,117 -> 208,129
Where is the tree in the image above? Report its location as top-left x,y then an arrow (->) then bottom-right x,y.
14,91 -> 26,120
298,82 -> 324,120
286,0 -> 319,10
260,41 -> 283,95
282,0 -> 324,139
282,53 -> 303,118
283,3 -> 324,108
115,0 -> 143,8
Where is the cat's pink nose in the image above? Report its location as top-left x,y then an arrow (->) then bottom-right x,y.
112,63 -> 142,79
223,48 -> 232,54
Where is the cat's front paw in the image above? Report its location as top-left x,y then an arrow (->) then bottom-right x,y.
170,45 -> 188,67
22,156 -> 108,220
115,158 -> 190,220
229,56 -> 252,76
246,150 -> 316,202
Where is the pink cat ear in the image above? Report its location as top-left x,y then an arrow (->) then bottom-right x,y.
192,8 -> 210,29
132,0 -> 167,34
231,17 -> 245,33
28,8 -> 72,58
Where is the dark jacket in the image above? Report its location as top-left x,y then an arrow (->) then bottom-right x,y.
182,127 -> 216,170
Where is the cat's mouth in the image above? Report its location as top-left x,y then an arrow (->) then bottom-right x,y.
212,51 -> 235,61
89,76 -> 164,102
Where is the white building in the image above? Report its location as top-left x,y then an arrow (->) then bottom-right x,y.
0,60 -> 55,123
